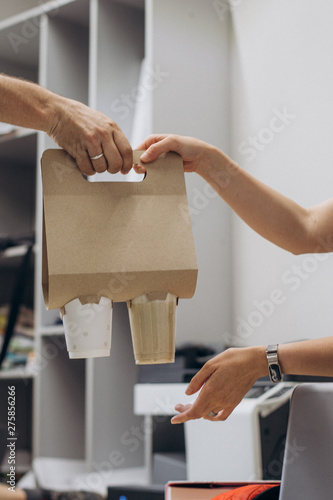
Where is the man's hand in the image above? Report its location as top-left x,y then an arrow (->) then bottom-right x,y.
49,97 -> 133,176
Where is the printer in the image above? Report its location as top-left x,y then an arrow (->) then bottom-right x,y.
185,381 -> 296,482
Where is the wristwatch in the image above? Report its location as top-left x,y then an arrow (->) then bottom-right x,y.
266,344 -> 283,383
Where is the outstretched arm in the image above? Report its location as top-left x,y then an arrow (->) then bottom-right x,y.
137,134 -> 333,423
0,73 -> 133,176
171,336 -> 333,423
137,134 -> 333,255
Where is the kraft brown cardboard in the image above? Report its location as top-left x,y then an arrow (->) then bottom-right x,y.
41,149 -> 198,310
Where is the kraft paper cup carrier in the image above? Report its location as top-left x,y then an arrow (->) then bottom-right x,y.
41,150 -> 197,363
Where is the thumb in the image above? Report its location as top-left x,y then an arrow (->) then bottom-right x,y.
140,137 -> 173,163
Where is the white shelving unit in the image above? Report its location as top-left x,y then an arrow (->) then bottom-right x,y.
0,0 -> 231,491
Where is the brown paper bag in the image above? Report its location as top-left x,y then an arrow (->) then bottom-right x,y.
41,149 -> 198,362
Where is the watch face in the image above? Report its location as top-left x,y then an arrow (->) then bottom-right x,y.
269,363 -> 283,383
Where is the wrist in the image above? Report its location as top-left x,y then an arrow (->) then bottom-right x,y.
251,345 -> 269,379
196,146 -> 239,192
195,144 -> 222,176
44,91 -> 67,137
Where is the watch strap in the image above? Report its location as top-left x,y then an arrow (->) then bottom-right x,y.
266,344 -> 283,383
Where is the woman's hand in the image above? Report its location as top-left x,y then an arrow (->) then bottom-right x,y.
171,346 -> 268,424
136,134 -> 218,173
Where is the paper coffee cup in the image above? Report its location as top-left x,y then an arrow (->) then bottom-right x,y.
61,297 -> 112,359
127,292 -> 177,364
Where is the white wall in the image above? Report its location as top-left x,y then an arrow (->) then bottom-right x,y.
146,0 -> 232,346
230,0 -> 333,346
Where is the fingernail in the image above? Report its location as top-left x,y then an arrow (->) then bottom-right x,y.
185,388 -> 193,395
140,152 -> 149,161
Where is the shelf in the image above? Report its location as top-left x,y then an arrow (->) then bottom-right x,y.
94,0 -> 144,139
115,0 -> 144,9
0,0 -> 231,485
33,457 -> 86,492
0,367 -> 35,379
55,0 -> 90,27
0,126 -> 37,145
0,0 -> 80,31
0,245 -> 35,277
0,19 -> 39,78
44,7 -> 89,103
0,132 -> 37,239
0,129 -> 37,166
37,336 -> 86,460
1,449 -> 32,475
39,324 -> 64,336
33,456 -> 148,495
1,244 -> 36,260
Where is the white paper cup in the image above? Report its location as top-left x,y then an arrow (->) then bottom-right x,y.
61,297 -> 112,359
127,292 -> 177,364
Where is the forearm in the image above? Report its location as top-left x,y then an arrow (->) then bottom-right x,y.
252,338 -> 333,380
196,146 -> 316,254
278,337 -> 333,377
0,74 -> 60,134
245,337 -> 333,384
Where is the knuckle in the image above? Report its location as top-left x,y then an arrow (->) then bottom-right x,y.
82,167 -> 95,176
149,143 -> 159,154
85,130 -> 103,150
146,134 -> 157,143
99,126 -> 112,141
94,165 -> 107,174
108,120 -> 119,131
192,411 -> 202,421
169,134 -> 180,146
108,159 -> 123,173
122,145 -> 133,158
75,156 -> 94,176
84,130 -> 97,143
221,408 -> 233,421
97,130 -> 107,143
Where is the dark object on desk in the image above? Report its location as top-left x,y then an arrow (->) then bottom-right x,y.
0,233 -> 34,369
255,485 -> 280,499
107,484 -> 164,500
138,343 -> 218,383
